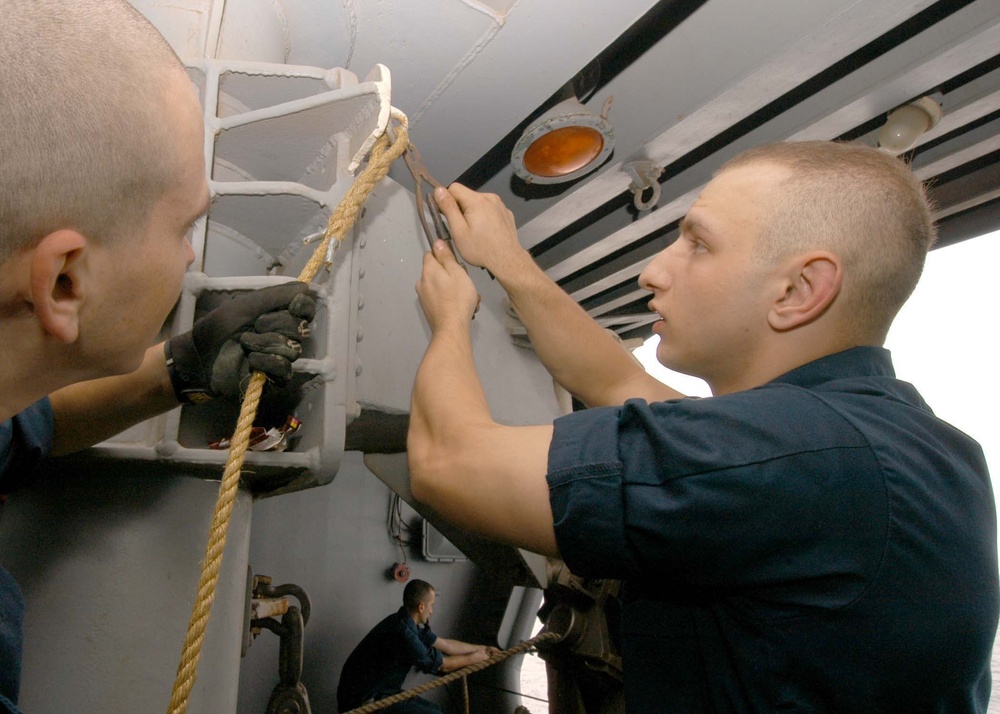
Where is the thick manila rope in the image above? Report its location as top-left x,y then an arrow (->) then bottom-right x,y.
167,110 -> 411,714
343,631 -> 561,714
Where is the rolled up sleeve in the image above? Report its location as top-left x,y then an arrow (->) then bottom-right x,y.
547,405 -> 632,578
400,623 -> 443,675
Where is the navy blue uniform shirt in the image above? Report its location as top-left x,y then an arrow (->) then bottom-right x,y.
548,347 -> 998,712
337,607 -> 444,711
1,398 -> 54,714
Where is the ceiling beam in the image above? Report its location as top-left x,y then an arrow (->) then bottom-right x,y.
517,0 -> 939,249
541,0 -> 1000,283
929,160 -> 1000,218
507,312 -> 656,336
568,255 -> 653,303
935,187 -> 1000,221
587,288 -> 649,318
912,116 -> 1000,179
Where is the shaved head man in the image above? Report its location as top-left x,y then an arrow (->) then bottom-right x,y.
408,141 -> 997,712
0,4 -> 310,710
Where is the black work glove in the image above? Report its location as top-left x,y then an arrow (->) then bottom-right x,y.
164,282 -> 317,403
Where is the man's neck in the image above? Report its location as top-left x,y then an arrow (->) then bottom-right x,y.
0,381 -> 49,423
709,332 -> 873,396
0,322 -> 74,422
0,370 -> 53,424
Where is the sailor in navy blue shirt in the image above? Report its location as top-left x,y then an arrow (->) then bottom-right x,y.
0,401 -> 54,714
2,4 -> 319,712
337,580 -> 496,713
336,607 -> 443,712
409,140 -> 999,712
549,346 -> 997,711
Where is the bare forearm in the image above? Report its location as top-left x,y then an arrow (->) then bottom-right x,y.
408,325 -> 559,557
48,343 -> 178,455
411,322 -> 492,446
439,652 -> 486,673
434,638 -> 483,656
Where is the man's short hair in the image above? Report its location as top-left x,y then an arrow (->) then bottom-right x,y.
721,141 -> 936,341
0,0 -> 187,263
403,580 -> 435,612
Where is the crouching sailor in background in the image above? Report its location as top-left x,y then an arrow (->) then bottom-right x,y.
337,579 -> 499,713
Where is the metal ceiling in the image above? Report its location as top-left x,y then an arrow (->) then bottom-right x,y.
143,0 -> 1000,343
358,0 -> 999,343
452,0 -> 1000,342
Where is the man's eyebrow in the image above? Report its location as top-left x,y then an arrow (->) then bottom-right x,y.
679,215 -> 707,236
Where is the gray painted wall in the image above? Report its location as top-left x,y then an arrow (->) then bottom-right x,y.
0,468 -> 253,713
238,451 -> 529,712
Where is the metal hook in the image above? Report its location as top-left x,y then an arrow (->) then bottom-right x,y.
623,160 -> 664,211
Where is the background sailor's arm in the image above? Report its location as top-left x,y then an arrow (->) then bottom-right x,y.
433,638 -> 476,656
437,649 -> 489,672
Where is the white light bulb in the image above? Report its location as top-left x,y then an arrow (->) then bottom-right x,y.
877,97 -> 943,154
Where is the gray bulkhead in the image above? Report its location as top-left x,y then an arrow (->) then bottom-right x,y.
0,2 -> 564,711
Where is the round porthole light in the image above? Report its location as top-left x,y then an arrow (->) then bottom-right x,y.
512,96 -> 614,184
523,125 -> 605,177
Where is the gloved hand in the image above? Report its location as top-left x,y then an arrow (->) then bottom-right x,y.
164,282 -> 317,403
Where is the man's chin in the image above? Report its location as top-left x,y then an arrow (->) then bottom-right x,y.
656,348 -> 684,373
656,351 -> 703,380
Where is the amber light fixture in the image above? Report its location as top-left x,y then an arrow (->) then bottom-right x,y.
512,95 -> 615,184
522,125 -> 605,177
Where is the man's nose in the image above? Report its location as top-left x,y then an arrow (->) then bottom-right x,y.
639,247 -> 672,292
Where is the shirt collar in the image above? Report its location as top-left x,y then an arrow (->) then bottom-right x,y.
768,346 -> 895,390
397,606 -> 421,633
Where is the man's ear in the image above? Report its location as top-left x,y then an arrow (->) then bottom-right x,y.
768,251 -> 843,331
29,230 -> 89,344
